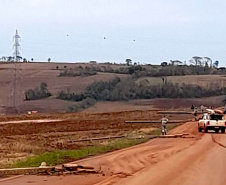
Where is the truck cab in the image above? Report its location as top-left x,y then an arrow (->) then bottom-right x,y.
198,113 -> 226,133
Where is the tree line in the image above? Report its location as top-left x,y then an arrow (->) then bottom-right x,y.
58,64 -> 226,78
57,77 -> 226,102
24,79 -> 226,112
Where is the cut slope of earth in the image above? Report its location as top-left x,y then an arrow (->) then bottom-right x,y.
2,110 -> 181,167
2,120 -> 225,185
84,96 -> 225,113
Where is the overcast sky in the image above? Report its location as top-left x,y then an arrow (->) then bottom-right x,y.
0,0 -> 226,65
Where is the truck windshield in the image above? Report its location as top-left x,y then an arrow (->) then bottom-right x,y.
210,114 -> 223,120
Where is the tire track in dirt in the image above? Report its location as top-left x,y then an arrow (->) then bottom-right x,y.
114,132 -> 226,185
211,134 -> 226,148
92,122 -> 200,185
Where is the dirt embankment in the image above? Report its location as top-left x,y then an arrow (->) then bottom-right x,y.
2,110 -> 188,167
2,120 -> 225,185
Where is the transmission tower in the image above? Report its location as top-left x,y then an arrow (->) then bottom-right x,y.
10,58 -> 24,114
10,30 -> 23,113
13,30 -> 21,62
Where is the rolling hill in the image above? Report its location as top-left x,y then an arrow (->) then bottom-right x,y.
0,62 -> 225,114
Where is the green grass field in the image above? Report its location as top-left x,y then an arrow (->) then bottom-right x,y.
13,138 -> 148,168
13,123 -> 180,168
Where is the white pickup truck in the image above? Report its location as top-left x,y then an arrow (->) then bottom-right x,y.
198,113 -> 226,133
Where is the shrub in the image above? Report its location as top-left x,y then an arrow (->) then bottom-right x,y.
25,83 -> 51,100
59,67 -> 97,77
68,98 -> 96,112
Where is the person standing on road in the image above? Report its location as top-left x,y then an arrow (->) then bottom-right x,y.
161,116 -> 168,135
194,111 -> 198,121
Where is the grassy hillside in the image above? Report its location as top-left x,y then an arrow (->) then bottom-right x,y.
0,62 -> 225,114
0,62 -> 128,113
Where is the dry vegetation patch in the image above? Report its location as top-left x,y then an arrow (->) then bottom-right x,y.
0,110 -> 190,167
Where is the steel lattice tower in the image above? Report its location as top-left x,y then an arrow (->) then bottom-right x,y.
11,30 -> 23,113
13,30 -> 21,62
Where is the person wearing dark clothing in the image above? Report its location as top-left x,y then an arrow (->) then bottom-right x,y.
194,111 -> 197,121
191,105 -> 195,112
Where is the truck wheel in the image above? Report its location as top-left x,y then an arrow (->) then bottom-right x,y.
204,127 -> 208,133
198,127 -> 202,132
221,128 -> 225,133
215,129 -> 219,133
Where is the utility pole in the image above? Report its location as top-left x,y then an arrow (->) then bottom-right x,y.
13,30 -> 21,62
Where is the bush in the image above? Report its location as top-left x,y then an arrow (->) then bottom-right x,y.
57,77 -> 121,102
25,83 -> 51,100
68,98 -> 96,112
59,66 -> 97,77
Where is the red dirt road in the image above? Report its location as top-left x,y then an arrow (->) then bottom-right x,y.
1,121 -> 226,185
